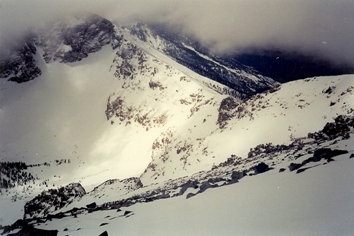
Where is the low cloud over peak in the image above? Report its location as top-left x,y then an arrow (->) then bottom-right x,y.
0,0 -> 353,66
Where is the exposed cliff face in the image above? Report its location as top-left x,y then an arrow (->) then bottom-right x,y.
0,39 -> 41,83
0,15 -> 114,84
38,15 -> 114,63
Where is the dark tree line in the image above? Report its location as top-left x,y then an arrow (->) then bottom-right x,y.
0,162 -> 35,189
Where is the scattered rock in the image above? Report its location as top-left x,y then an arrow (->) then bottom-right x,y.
323,86 -> 334,94
199,182 -> 212,193
231,171 -> 244,181
296,167 -> 312,174
179,180 -> 199,195
124,211 -> 132,216
186,193 -> 196,199
289,148 -> 348,172
24,183 -> 86,219
252,162 -> 271,174
217,97 -> 239,128
248,143 -> 289,158
86,202 -> 97,209
289,163 -> 302,171
311,148 -> 348,163
309,115 -> 354,140
8,224 -> 58,236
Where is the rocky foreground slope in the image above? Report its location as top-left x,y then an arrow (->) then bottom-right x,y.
1,111 -> 353,235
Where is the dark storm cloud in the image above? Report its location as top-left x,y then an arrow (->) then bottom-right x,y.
0,0 -> 353,65
129,0 -> 353,66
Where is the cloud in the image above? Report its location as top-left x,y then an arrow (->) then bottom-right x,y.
130,0 -> 354,66
1,0 -> 353,66
0,0 -> 112,58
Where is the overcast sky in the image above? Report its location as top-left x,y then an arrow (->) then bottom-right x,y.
0,0 -> 353,64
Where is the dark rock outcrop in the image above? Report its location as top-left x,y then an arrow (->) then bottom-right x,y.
288,163 -> 303,172
8,226 -> 58,236
252,162 -> 271,174
24,183 -> 86,219
3,220 -> 57,236
86,202 -> 97,209
0,39 -> 41,83
308,115 -> 354,141
289,148 -> 348,172
311,148 -> 348,162
0,14 -> 114,84
123,210 -> 132,216
217,97 -> 239,128
98,231 -> 108,236
40,15 -> 114,63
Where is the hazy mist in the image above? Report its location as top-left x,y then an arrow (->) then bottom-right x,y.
0,0 -> 353,66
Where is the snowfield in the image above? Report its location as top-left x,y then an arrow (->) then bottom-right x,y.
34,153 -> 354,236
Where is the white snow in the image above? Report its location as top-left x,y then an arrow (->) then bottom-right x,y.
207,75 -> 354,158
32,154 -> 354,236
0,196 -> 27,226
182,42 -> 260,82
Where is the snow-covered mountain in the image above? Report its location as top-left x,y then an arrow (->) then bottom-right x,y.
125,23 -> 275,98
0,14 -> 277,186
0,14 -> 353,235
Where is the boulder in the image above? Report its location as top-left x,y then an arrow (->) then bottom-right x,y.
98,231 -> 108,236
86,202 -> 97,209
289,163 -> 302,171
253,162 -> 271,174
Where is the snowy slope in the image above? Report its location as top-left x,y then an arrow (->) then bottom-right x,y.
3,107 -> 353,230
140,75 -> 354,184
0,14 -> 279,190
206,75 -> 354,157
11,138 -> 354,235
1,14 -> 272,187
0,15 -> 240,218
